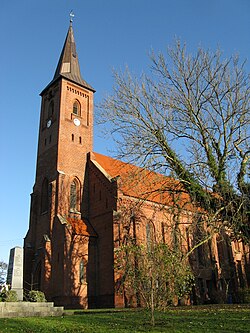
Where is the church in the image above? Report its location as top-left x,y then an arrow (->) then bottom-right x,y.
24,21 -> 250,309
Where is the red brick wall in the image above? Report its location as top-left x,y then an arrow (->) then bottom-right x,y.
24,77 -> 94,307
88,160 -> 117,307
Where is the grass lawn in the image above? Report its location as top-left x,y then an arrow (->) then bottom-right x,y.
0,305 -> 249,333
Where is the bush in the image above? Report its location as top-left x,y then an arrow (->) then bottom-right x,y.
27,290 -> 46,302
238,288 -> 250,304
0,289 -> 18,302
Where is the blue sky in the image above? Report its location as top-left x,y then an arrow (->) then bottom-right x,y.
0,0 -> 249,264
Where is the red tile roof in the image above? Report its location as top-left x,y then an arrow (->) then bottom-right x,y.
67,218 -> 97,237
91,152 -> 194,210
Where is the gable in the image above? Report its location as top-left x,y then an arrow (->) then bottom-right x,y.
89,152 -> 195,210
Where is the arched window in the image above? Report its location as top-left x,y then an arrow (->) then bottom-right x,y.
79,259 -> 86,284
216,236 -> 225,266
70,179 -> 81,211
41,178 -> 49,213
33,261 -> 42,291
70,181 -> 77,210
73,100 -> 81,116
146,222 -> 154,252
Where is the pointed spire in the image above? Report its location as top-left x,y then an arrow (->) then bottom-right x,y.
42,20 -> 95,94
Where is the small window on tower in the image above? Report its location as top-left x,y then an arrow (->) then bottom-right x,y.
73,100 -> 81,116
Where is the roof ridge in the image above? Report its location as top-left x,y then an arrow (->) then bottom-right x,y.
92,151 -> 176,181
91,152 -> 195,210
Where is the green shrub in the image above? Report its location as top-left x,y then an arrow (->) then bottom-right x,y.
28,290 -> 46,302
0,289 -> 18,302
238,288 -> 250,303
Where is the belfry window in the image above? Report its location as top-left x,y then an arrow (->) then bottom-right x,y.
73,100 -> 81,116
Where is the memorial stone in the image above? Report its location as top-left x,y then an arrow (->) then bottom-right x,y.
7,246 -> 23,301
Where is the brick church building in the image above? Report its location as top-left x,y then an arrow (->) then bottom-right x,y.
24,22 -> 250,308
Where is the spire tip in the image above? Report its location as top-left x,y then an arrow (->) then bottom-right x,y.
70,10 -> 75,24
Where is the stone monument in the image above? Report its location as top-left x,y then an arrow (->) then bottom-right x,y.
7,246 -> 23,301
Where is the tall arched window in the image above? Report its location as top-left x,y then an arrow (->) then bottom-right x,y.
70,181 -> 77,210
70,179 -> 81,212
33,261 -> 42,291
79,259 -> 86,284
73,100 -> 81,116
41,178 -> 49,213
146,222 -> 154,252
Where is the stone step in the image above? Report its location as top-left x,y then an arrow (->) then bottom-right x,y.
0,302 -> 55,309
0,302 -> 64,318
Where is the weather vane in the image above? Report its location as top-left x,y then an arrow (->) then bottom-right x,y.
70,10 -> 75,23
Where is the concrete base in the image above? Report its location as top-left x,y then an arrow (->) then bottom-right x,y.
0,302 -> 64,318
12,288 -> 23,301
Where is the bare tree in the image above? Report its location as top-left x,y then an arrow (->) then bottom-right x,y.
115,242 -> 194,326
99,41 -> 250,242
113,199 -> 194,325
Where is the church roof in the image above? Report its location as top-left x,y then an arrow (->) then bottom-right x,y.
58,214 -> 97,237
41,22 -> 95,94
91,152 -> 195,210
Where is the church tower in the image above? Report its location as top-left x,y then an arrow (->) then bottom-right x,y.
24,20 -> 96,308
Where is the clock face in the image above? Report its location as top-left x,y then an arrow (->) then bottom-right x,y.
47,119 -> 52,128
73,118 -> 81,126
